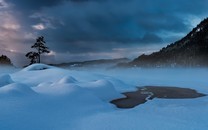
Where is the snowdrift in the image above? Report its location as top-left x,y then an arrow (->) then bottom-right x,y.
0,74 -> 13,87
0,83 -> 36,97
0,64 -> 207,130
22,63 -> 53,71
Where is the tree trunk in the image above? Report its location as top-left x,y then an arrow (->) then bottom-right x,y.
38,46 -> 40,63
38,54 -> 40,63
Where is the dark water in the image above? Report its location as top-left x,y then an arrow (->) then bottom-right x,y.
111,86 -> 206,108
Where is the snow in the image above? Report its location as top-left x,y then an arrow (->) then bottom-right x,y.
0,64 -> 208,130
0,83 -> 36,97
58,76 -> 78,84
196,27 -> 201,32
0,74 -> 13,87
78,79 -> 125,101
22,63 -> 53,71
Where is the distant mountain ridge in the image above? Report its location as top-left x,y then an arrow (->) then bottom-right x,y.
129,17 -> 208,67
52,58 -> 130,68
0,55 -> 12,65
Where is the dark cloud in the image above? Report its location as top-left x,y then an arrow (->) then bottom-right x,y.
8,0 -> 67,10
140,33 -> 163,44
27,0 -> 207,53
2,0 -> 208,65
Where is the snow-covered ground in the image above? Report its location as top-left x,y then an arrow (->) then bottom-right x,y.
0,64 -> 207,130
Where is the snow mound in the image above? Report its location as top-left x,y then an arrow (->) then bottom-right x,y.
22,63 -> 53,71
34,78 -> 123,101
104,77 -> 136,92
58,76 -> 77,84
80,79 -> 124,101
12,64 -> 68,86
34,81 -> 82,96
0,83 -> 36,96
0,74 -> 13,87
2,65 -> 208,130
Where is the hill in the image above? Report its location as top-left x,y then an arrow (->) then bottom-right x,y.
52,58 -> 130,68
129,18 -> 208,67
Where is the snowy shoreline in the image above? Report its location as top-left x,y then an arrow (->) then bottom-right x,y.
0,64 -> 208,130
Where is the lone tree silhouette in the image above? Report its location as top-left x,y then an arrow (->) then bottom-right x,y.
25,52 -> 39,65
26,36 -> 50,64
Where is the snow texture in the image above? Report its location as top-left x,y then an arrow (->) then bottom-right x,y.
0,64 -> 207,130
0,74 -> 13,87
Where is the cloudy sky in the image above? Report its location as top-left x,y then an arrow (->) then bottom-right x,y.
0,0 -> 208,66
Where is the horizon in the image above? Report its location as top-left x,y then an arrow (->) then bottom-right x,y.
0,0 -> 208,67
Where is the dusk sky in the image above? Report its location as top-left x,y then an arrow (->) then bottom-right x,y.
0,0 -> 208,66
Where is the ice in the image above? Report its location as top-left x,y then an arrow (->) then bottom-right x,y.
0,64 -> 208,130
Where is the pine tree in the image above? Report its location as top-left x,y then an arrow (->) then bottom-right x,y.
26,36 -> 50,64
25,52 -> 39,65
